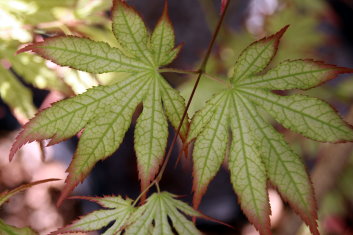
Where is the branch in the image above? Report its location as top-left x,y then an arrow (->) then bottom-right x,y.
155,0 -> 231,184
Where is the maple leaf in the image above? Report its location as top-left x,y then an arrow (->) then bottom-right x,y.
51,195 -> 135,235
188,25 -> 353,235
10,0 -> 188,205
0,65 -> 36,121
52,192 -> 204,235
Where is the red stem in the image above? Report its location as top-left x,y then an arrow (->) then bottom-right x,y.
155,0 -> 231,183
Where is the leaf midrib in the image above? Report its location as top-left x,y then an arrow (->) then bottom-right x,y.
69,208 -> 126,229
37,45 -> 149,70
145,76 -> 160,176
120,6 -> 154,67
77,76 -> 150,172
239,88 -> 348,132
156,20 -> 166,65
231,93 -> 263,221
162,197 -> 198,234
239,95 -> 309,209
31,72 -> 146,132
239,68 -> 332,87
197,93 -> 229,191
233,41 -> 273,83
130,198 -> 158,234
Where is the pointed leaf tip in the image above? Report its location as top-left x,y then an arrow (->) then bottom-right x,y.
239,59 -> 353,90
221,0 -> 229,14
52,195 -> 134,234
12,0 -> 184,218
16,36 -> 148,74
9,120 -> 46,161
232,25 -> 289,84
56,181 -> 77,207
112,0 -> 151,61
256,24 -> 289,53
16,44 -> 35,54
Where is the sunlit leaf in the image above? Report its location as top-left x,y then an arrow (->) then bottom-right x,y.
17,37 -> 149,74
125,192 -> 202,235
135,75 -> 168,191
238,97 -> 318,232
192,91 -> 230,208
9,53 -> 71,95
11,0 -> 188,206
228,93 -> 271,234
111,0 -> 152,62
231,25 -> 288,84
240,89 -> 353,142
189,26 -> 353,234
53,192 -> 203,235
151,2 -> 180,66
0,65 -> 36,121
239,60 -> 353,90
51,195 -> 134,235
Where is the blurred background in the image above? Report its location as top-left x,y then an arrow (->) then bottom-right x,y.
0,0 -> 353,234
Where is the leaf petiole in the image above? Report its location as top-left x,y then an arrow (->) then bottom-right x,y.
154,0 -> 231,184
158,67 -> 227,85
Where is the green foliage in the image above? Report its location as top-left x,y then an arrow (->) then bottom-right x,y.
52,192 -> 203,235
11,0 -> 188,206
0,65 -> 36,121
5,0 -> 353,234
188,26 -> 353,235
0,179 -> 59,235
0,0 -> 113,123
0,221 -> 36,235
0,40 -> 70,122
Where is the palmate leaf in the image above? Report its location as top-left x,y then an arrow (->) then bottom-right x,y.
52,192 -> 203,235
188,26 -> 353,234
10,0 -> 188,205
51,195 -> 135,235
125,192 -> 203,235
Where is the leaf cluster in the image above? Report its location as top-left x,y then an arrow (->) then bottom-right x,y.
7,0 -> 353,234
52,192 -> 204,235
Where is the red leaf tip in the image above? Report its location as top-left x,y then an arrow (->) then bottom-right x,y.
16,44 -> 36,54
276,24 -> 290,39
163,0 -> 169,16
221,0 -> 229,14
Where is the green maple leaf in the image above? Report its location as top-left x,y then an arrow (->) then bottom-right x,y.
52,192 -> 203,235
0,65 -> 36,120
0,65 -> 36,121
0,179 -> 60,235
0,44 -> 70,123
51,195 -> 135,235
10,0 -> 187,205
0,221 -> 37,235
188,26 -> 353,235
